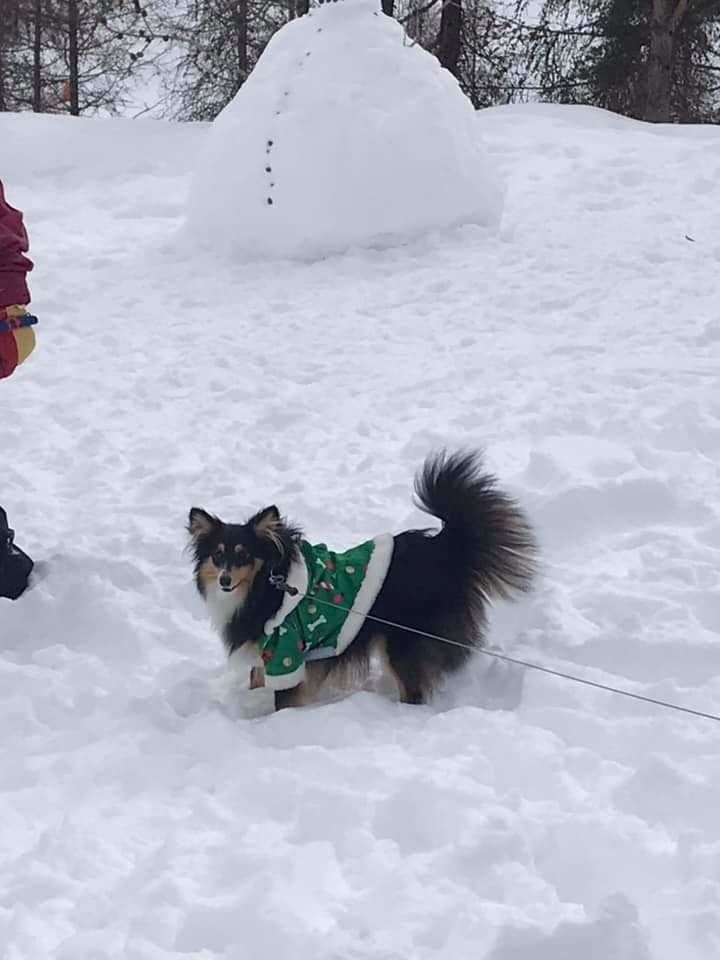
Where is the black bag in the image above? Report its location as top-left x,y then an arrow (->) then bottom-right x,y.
0,507 -> 34,600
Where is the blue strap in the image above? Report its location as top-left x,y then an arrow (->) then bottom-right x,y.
0,312 -> 38,333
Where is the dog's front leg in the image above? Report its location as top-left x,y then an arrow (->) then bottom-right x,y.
274,684 -> 308,711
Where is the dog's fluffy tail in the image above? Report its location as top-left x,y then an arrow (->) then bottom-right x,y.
414,450 -> 538,601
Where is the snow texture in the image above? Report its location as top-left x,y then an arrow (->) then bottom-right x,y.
186,0 -> 503,261
2,102 -> 720,959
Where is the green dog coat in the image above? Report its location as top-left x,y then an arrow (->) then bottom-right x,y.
259,535 -> 394,690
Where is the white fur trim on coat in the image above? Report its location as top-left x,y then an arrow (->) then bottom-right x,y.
333,533 -> 394,656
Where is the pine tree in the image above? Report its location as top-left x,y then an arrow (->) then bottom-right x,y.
164,0 -> 288,121
398,0 -> 529,107
0,0 -> 34,111
533,0 -> 720,122
0,0 -> 169,116
458,0 -> 532,106
56,0 -> 169,115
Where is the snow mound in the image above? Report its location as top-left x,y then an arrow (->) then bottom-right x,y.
185,0 -> 503,261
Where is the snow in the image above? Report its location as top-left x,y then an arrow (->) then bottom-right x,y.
186,0 -> 503,261
2,101 -> 720,959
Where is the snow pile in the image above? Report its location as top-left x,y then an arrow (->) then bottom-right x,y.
2,104 -> 720,959
185,0 -> 503,261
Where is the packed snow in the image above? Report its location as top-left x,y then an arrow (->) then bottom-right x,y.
2,100 -> 720,960
186,0 -> 502,261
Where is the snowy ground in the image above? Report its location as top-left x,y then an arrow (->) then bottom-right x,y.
2,104 -> 720,959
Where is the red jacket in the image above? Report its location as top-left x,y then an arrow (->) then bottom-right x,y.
0,180 -> 35,380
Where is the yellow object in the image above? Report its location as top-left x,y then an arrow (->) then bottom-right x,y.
14,326 -> 36,366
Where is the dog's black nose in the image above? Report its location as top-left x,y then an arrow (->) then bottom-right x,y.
219,572 -> 232,589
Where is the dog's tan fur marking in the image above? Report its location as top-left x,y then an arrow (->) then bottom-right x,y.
198,557 -> 218,590
229,557 -> 263,592
201,555 -> 263,593
214,560 -> 262,596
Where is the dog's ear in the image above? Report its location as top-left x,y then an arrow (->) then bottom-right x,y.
251,505 -> 281,540
250,505 -> 302,559
188,508 -> 219,539
252,506 -> 289,555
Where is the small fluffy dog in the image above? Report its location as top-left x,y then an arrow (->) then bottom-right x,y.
188,450 -> 537,710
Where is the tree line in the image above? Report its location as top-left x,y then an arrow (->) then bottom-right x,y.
1,0 -> 719,122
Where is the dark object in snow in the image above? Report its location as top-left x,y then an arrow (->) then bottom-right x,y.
0,507 -> 33,600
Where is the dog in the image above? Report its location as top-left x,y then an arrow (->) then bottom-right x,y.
188,450 -> 537,710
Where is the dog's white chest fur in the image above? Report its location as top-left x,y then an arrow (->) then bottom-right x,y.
204,583 -> 245,634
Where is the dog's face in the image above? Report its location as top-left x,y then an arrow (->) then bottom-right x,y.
187,505 -> 292,604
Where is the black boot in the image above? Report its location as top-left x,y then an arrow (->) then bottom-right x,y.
0,506 -> 34,600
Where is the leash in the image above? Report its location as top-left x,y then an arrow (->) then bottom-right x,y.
270,575 -> 720,725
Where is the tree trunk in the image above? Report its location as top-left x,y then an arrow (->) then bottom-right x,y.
33,0 -> 42,112
645,0 -> 689,122
438,0 -> 461,78
68,0 -> 80,115
0,0 -> 8,112
0,46 -> 5,113
234,0 -> 248,85
381,0 -> 395,16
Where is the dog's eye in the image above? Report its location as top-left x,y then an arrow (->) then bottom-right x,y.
234,546 -> 250,565
211,550 -> 225,567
